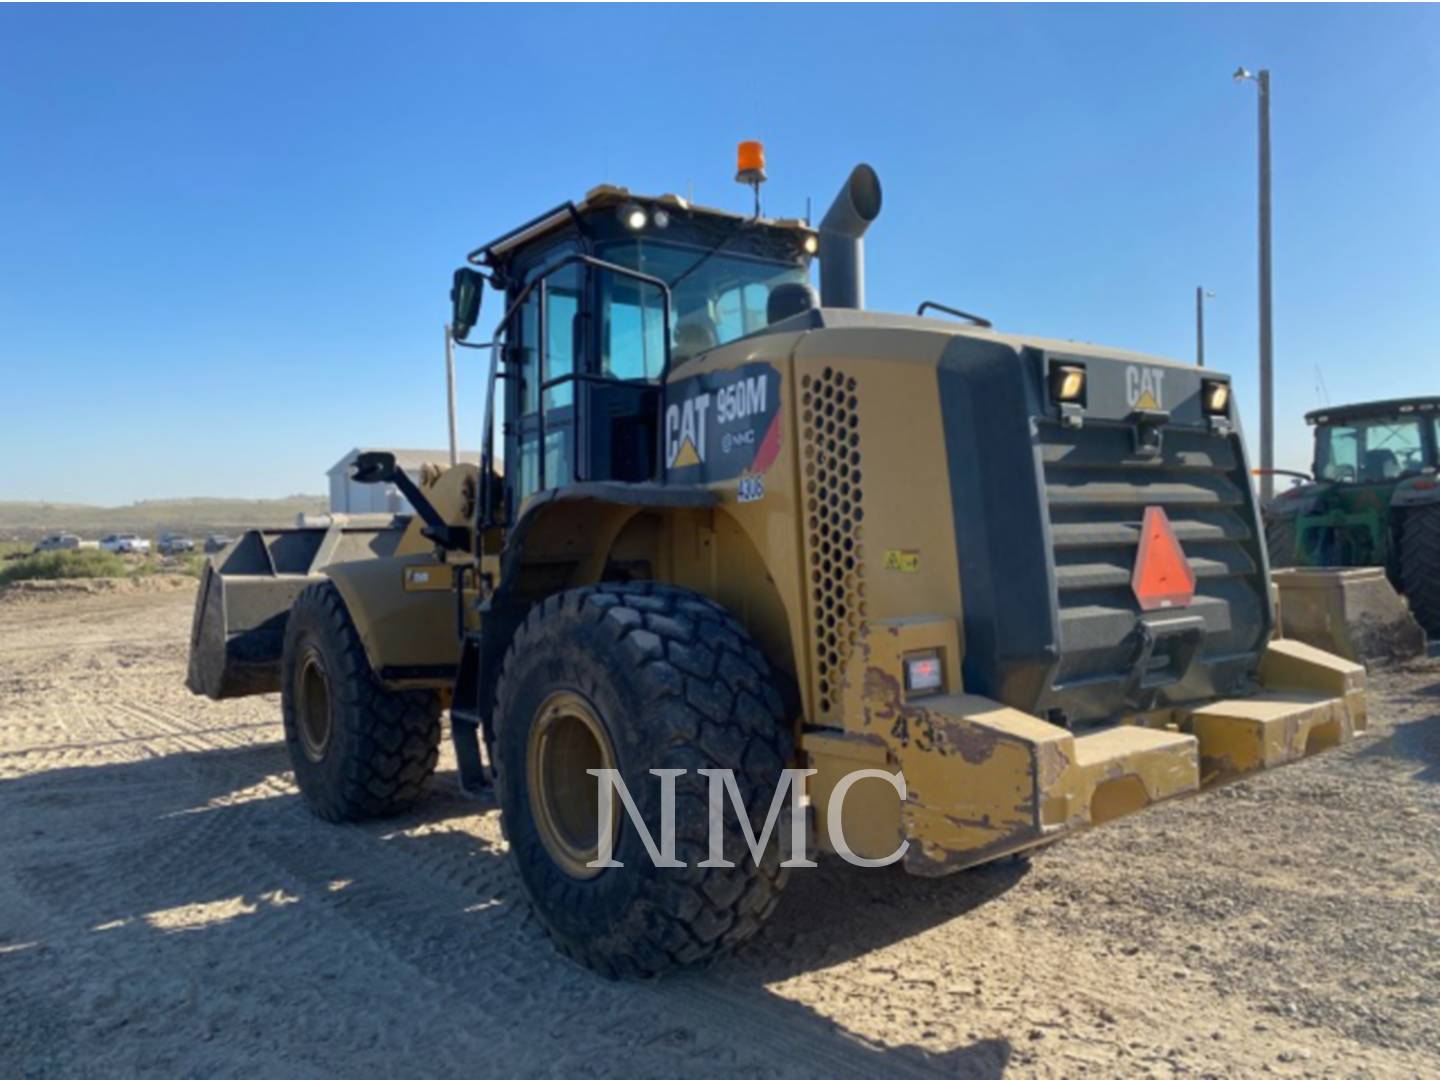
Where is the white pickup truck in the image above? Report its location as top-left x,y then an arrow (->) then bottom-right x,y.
99,533 -> 151,554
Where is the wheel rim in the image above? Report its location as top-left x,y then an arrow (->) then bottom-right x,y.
526,690 -> 618,879
296,649 -> 333,763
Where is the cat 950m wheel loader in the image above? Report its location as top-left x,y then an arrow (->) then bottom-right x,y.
189,148 -> 1368,977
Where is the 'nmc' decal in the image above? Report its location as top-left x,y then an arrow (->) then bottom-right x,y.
664,361 -> 782,484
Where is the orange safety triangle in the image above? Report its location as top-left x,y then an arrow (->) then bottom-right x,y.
1131,506 -> 1196,611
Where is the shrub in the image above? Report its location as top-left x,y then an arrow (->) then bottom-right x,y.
0,548 -> 128,586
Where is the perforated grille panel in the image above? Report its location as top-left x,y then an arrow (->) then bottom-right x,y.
800,366 -> 866,718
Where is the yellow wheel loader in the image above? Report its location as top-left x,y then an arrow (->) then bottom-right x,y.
189,150 -> 1367,977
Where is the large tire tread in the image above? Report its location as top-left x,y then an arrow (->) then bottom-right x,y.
1265,515 -> 1297,570
493,582 -> 792,978
1400,506 -> 1440,636
281,582 -> 441,822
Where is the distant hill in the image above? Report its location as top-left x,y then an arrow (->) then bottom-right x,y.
0,496 -> 328,542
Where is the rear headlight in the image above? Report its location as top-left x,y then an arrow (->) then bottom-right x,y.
1202,379 -> 1230,415
1050,363 -> 1087,405
903,651 -> 944,696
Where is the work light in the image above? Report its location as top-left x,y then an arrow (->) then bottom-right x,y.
1202,379 -> 1230,415
1050,364 -> 1087,405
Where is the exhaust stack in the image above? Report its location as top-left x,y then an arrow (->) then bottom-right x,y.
819,164 -> 882,309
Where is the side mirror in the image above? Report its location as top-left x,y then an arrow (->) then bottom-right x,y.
450,268 -> 485,341
352,451 -> 398,484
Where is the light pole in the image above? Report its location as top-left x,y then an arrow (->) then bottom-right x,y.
444,323 -> 459,466
1235,65 -> 1274,502
1195,287 -> 1214,368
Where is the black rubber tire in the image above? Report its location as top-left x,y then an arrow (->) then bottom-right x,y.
1265,515 -> 1297,570
280,581 -> 442,822
493,582 -> 793,978
1400,505 -> 1440,636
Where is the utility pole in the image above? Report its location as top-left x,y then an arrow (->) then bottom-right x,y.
1195,287 -> 1214,368
444,323 -> 459,466
1235,66 -> 1274,502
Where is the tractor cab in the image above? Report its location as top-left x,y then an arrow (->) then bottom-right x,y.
1266,397 -> 1440,583
451,185 -> 818,524
1309,399 -> 1440,487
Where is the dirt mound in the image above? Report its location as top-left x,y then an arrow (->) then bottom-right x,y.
0,574 -> 197,603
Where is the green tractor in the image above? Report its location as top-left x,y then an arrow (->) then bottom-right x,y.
1263,397 -> 1440,635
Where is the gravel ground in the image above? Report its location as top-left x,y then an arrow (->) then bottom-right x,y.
1,581 -> 1436,1078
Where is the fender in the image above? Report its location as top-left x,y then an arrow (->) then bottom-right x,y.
494,481 -> 720,609
1391,474 -> 1440,508
324,552 -> 463,687
475,481 -> 798,728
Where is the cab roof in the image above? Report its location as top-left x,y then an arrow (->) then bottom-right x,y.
466,184 -> 814,268
1306,397 -> 1440,425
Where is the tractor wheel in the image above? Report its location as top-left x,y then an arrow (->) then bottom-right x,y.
493,583 -> 793,978
1264,516 -> 1298,570
1400,505 -> 1440,636
280,581 -> 442,822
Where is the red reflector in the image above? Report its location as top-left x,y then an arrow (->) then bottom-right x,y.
1131,506 -> 1196,611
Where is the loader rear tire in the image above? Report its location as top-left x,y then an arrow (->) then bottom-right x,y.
281,581 -> 442,822
1399,505 -> 1440,637
1265,516 -> 1298,570
493,583 -> 793,978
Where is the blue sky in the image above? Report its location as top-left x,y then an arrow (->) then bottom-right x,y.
2,4 -> 1436,504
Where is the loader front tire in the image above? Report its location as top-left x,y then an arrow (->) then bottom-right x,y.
281,581 -> 441,822
1400,505 -> 1440,636
493,583 -> 793,978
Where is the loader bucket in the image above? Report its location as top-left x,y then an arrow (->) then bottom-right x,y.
1272,567 -> 1426,665
186,520 -> 406,700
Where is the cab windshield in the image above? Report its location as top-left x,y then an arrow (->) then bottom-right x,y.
597,241 -> 809,378
1315,417 -> 1429,483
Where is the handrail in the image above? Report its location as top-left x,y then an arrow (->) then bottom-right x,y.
478,252 -> 674,530
916,300 -> 993,328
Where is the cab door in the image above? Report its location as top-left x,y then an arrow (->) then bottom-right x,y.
505,255 -> 584,514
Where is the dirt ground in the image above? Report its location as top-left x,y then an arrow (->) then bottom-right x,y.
1,583 -> 1436,1079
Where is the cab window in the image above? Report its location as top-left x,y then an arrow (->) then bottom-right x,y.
543,263 -> 582,410
1316,418 -> 1425,483
714,282 -> 771,343
599,240 -> 809,370
601,271 -> 667,381
508,244 -> 581,503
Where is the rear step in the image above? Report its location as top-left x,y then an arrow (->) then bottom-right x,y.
1071,725 -> 1197,824
1183,691 -> 1365,785
1066,688 -> 1368,826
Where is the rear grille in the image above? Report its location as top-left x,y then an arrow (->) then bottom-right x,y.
1037,421 -> 1269,718
800,366 -> 867,720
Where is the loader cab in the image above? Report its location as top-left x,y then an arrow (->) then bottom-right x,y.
462,188 -> 816,524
